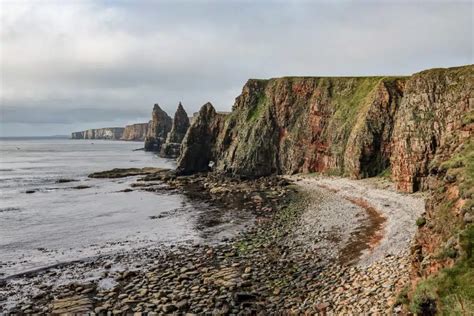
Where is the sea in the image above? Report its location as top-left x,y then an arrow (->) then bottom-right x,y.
0,137 -> 253,278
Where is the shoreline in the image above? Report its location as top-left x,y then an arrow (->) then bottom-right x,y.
0,171 -> 425,314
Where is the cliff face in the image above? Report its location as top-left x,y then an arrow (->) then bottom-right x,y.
213,76 -> 406,178
160,103 -> 190,158
178,76 -> 406,178
144,104 -> 172,151
390,66 -> 473,192
121,123 -> 149,141
179,65 -> 472,190
71,127 -> 125,140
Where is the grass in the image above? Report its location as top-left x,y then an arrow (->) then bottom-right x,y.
410,227 -> 474,315
378,167 -> 392,179
410,136 -> 474,314
246,93 -> 267,122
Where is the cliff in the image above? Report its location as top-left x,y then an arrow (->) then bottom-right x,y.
144,104 -> 172,151
121,123 -> 149,141
177,76 -> 407,178
160,102 -> 190,158
71,127 -> 125,140
176,65 -> 473,313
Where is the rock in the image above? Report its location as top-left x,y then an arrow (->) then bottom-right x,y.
144,103 -> 172,152
162,304 -> 177,313
176,299 -> 189,310
463,212 -> 474,223
51,295 -> 93,314
234,292 -> 256,304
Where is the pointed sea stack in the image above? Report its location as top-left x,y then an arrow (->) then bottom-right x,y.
176,102 -> 226,174
160,102 -> 191,158
144,104 -> 172,151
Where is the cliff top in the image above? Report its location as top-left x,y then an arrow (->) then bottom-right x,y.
247,64 -> 472,83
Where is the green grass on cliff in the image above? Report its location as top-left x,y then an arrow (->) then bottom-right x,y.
324,76 -> 386,172
411,136 -> 474,314
247,93 -> 268,122
410,226 -> 474,315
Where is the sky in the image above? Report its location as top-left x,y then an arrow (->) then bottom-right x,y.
0,0 -> 472,137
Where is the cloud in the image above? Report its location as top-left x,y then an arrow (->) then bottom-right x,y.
0,0 -> 472,136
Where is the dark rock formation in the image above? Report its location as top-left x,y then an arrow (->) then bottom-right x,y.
144,104 -> 172,151
160,102 -> 190,158
121,123 -> 149,141
71,127 -> 124,140
176,102 -> 226,174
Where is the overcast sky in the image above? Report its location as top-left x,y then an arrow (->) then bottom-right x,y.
0,0 -> 472,136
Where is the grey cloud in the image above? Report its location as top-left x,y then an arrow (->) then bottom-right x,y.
0,0 -> 472,136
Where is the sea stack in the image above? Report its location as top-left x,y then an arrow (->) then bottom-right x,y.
144,104 -> 172,151
160,102 -> 191,158
176,102 -> 226,174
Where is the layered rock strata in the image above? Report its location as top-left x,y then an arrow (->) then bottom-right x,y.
160,103 -> 190,158
121,123 -> 149,141
144,104 -> 172,151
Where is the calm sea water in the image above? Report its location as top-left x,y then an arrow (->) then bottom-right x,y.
0,138 -> 252,277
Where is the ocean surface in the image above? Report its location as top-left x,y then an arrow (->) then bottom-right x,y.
0,138 -> 252,278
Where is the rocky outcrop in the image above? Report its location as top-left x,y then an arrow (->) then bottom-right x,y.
176,103 -> 226,174
71,127 -> 124,140
160,103 -> 190,158
144,104 -> 172,151
121,123 -> 149,141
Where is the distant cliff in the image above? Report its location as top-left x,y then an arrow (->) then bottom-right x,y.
71,127 -> 125,140
121,123 -> 149,141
